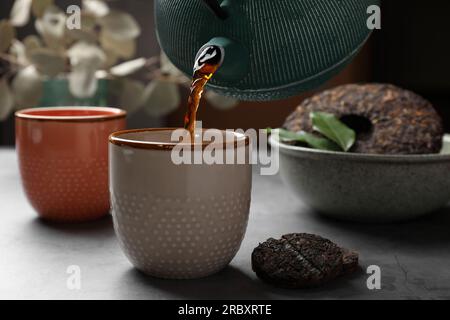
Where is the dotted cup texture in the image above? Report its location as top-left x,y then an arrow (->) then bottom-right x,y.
111,192 -> 251,279
16,112 -> 126,222
110,143 -> 252,279
19,156 -> 110,222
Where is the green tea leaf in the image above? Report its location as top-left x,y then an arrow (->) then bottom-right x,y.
275,129 -> 341,152
297,131 -> 341,151
310,112 -> 356,152
275,128 -> 303,141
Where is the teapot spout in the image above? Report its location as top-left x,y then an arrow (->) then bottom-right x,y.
202,0 -> 228,19
197,37 -> 249,82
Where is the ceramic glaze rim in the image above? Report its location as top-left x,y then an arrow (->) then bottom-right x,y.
270,134 -> 450,163
109,128 -> 250,151
15,107 -> 127,122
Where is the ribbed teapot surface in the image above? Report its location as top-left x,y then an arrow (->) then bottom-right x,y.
155,0 -> 379,101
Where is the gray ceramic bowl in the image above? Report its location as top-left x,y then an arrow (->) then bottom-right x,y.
270,135 -> 450,223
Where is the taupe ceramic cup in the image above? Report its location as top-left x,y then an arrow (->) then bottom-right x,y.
109,129 -> 252,279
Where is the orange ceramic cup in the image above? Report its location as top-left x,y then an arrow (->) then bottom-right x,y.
15,107 -> 127,222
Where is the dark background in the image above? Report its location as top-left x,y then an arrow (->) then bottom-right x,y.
1,0 -> 450,145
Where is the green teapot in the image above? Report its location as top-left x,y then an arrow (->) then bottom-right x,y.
155,0 -> 379,101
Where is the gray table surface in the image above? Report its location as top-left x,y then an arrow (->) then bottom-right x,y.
1,147 -> 450,300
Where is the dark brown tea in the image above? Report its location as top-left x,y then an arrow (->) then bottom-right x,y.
184,46 -> 223,139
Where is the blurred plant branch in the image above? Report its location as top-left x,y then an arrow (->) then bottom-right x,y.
0,0 -> 238,121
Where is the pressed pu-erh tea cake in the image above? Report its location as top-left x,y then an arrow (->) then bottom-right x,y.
284,84 -> 444,155
252,234 -> 359,289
